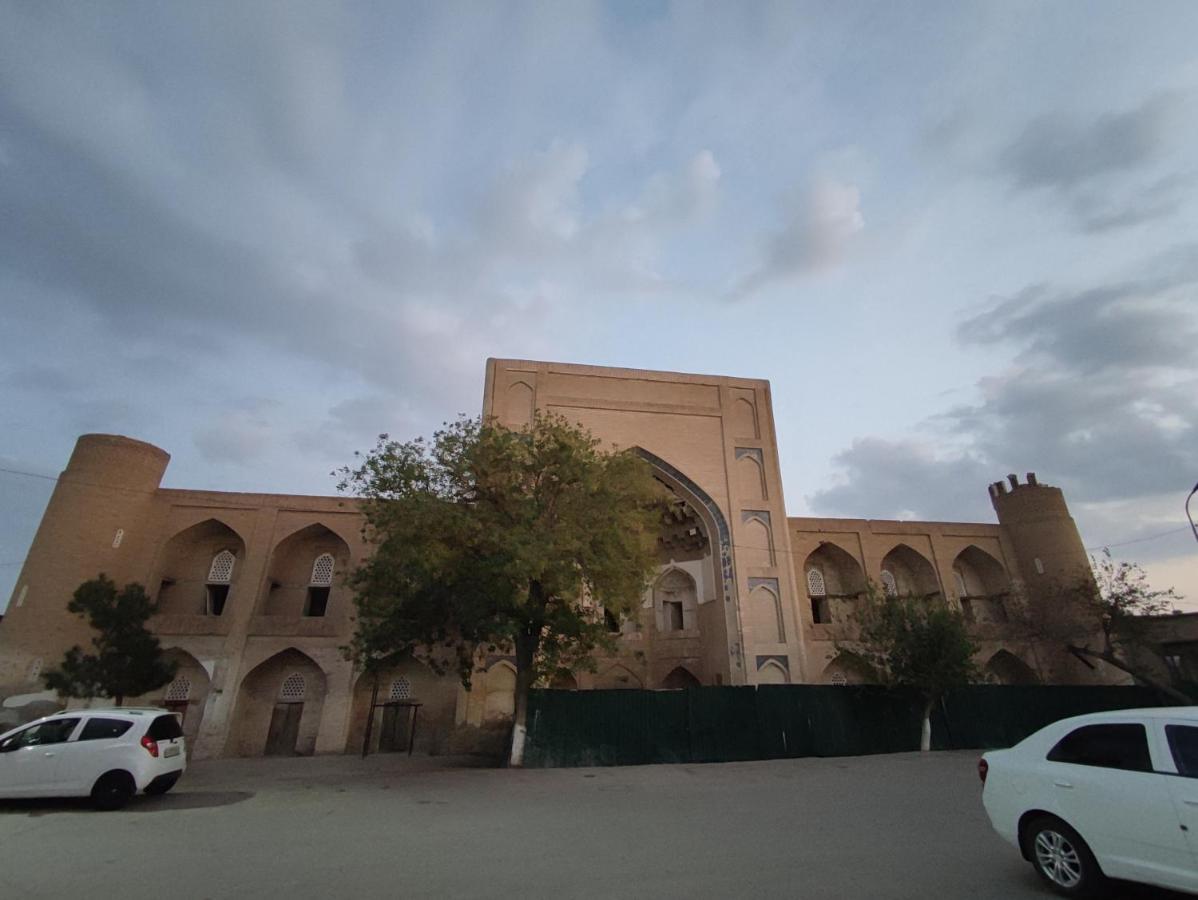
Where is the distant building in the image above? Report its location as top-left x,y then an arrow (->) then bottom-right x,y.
0,359 -> 1117,758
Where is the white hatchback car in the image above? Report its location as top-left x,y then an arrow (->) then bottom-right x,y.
0,708 -> 186,810
981,707 -> 1198,897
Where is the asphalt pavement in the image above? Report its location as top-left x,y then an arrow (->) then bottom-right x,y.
0,750 -> 1186,899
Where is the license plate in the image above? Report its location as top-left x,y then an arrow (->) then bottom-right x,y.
164,745 -> 181,758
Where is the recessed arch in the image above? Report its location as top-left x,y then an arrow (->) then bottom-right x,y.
504,380 -> 535,428
757,660 -> 789,685
483,661 -> 517,720
346,655 -> 456,755
986,649 -> 1040,685
155,519 -> 247,617
261,523 -> 351,617
736,453 -> 766,501
740,514 -> 774,568
820,652 -> 876,685
660,666 -> 701,690
747,582 -> 784,644
879,543 -> 941,598
952,545 -> 1009,596
230,648 -> 328,757
804,542 -> 867,624
730,396 -> 758,438
654,567 -> 698,633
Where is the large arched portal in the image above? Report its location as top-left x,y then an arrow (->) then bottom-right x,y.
229,649 -> 328,757
634,448 -> 737,689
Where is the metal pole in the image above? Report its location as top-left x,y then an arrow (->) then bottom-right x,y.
361,672 -> 379,759
1187,483 -> 1198,546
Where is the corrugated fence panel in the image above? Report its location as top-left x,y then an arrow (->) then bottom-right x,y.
523,684 -> 1166,768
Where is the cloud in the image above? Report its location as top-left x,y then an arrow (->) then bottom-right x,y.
995,93 -> 1191,232
812,249 -> 1198,533
999,93 -> 1182,191
729,178 -> 864,299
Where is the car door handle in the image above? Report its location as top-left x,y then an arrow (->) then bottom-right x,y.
1053,780 -> 1073,789
43,752 -> 55,758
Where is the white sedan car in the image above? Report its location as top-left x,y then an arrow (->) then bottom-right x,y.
981,707 -> 1198,897
0,708 -> 186,810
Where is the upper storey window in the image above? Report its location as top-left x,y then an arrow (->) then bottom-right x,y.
304,553 -> 335,617
206,550 -> 235,616
880,569 -> 898,599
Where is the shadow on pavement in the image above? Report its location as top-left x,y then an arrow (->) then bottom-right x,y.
0,791 -> 254,816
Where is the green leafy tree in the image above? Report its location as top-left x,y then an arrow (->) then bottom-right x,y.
338,413 -> 662,765
840,587 -> 980,751
1011,550 -> 1189,703
43,574 -> 177,706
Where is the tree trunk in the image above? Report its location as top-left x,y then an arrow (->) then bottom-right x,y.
115,695 -> 124,708
920,697 -> 934,752
1068,644 -> 1193,704
508,626 -> 540,768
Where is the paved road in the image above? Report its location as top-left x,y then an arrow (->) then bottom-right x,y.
0,750 -> 1186,899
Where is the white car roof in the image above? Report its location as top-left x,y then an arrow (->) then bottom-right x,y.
1063,706 -> 1198,723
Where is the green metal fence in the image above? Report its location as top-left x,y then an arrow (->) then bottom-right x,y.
522,684 -> 1164,768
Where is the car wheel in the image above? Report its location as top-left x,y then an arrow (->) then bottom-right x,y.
91,771 -> 135,811
143,774 -> 179,796
1025,815 -> 1107,898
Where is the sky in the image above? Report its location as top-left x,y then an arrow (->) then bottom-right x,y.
2,1 -> 1196,611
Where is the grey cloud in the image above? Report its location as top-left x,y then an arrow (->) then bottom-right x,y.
1071,173 -> 1192,233
808,438 -> 994,522
815,249 -> 1198,520
999,93 -> 1181,191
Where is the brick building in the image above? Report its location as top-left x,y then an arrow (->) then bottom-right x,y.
0,358 -> 1114,757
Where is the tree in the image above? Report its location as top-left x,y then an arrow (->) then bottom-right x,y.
43,574 -> 177,706
840,587 -> 980,751
1011,550 -> 1189,703
338,414 -> 662,766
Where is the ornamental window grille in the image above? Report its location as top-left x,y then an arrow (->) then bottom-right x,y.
279,672 -> 306,702
389,677 -> 412,702
310,553 -> 334,587
880,570 -> 898,598
164,677 -> 191,702
830,671 -> 847,686
806,568 -> 827,597
207,550 -> 235,584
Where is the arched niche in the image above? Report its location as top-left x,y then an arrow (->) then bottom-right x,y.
953,546 -> 1011,623
747,582 -> 784,644
660,666 -> 701,690
229,648 -> 328,757
740,515 -> 774,569
261,523 -> 351,617
730,396 -> 758,438
504,381 -> 534,429
820,652 -> 876,685
986,649 -> 1040,685
155,519 -> 247,617
735,451 -> 766,501
880,544 -> 941,598
757,660 -> 789,685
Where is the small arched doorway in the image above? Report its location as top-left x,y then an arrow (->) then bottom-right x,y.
660,666 -> 701,690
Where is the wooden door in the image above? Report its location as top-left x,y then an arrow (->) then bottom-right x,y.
265,702 -> 303,756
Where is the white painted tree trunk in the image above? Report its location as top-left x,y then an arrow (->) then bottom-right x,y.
509,722 -> 527,768
920,714 -> 931,752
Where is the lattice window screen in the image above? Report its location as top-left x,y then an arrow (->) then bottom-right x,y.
207,550 -> 236,584
310,553 -> 335,587
279,672 -> 306,701
165,677 -> 191,702
880,570 -> 898,598
806,568 -> 827,597
389,677 -> 412,701
830,671 -> 847,686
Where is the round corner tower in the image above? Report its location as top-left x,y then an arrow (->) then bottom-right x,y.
990,472 -> 1092,602
0,434 -> 170,687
